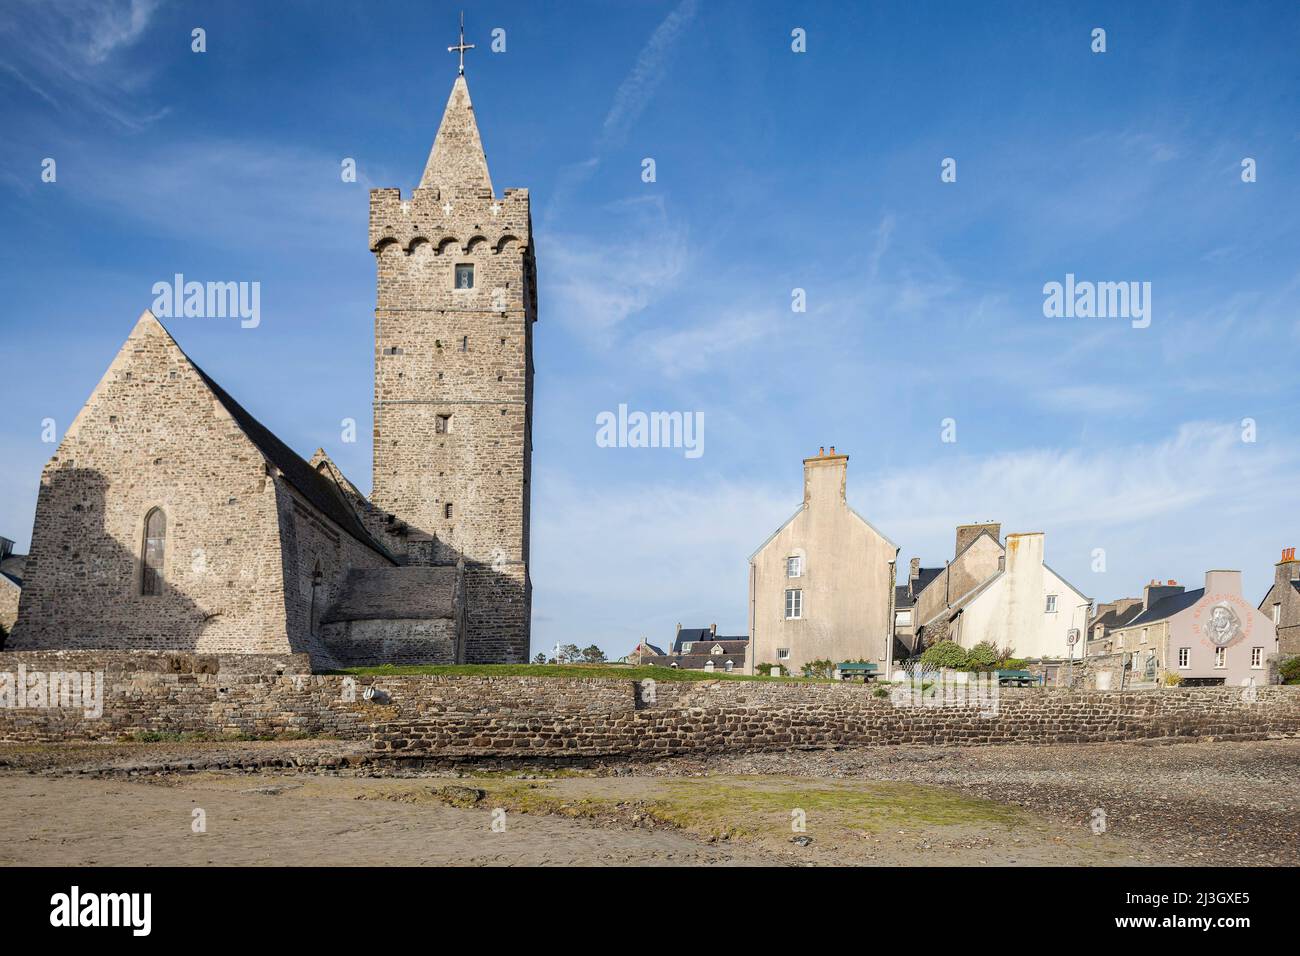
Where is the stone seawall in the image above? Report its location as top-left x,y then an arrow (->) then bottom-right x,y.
1,652 -> 1297,756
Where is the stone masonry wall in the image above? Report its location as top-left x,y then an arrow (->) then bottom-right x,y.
367,74 -> 534,665
1,652 -> 1296,755
9,317 -> 293,654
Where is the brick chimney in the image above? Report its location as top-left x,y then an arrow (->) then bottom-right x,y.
1142,579 -> 1185,611
955,522 -> 1000,557
710,623 -> 717,636
909,556 -> 921,584
802,446 -> 849,509
1278,547 -> 1299,586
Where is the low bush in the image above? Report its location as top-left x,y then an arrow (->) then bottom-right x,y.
919,640 -> 968,670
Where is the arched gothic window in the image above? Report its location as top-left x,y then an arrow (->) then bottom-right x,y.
141,508 -> 166,596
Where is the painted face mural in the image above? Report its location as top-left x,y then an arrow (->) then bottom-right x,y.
1202,602 -> 1243,647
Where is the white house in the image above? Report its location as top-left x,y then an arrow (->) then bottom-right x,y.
917,531 -> 1090,661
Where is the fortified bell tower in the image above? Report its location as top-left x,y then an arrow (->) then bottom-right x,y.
368,29 -> 535,663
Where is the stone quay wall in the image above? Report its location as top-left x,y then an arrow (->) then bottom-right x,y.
0,652 -> 1297,757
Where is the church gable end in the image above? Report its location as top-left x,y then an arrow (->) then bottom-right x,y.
11,312 -> 292,653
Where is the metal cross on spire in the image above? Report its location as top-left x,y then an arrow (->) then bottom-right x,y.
447,10 -> 475,75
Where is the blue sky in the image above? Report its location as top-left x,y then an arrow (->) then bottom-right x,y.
2,0 -> 1298,658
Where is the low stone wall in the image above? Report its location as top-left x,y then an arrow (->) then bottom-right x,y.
0,651 -> 1297,757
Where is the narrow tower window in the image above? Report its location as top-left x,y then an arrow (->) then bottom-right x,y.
435,414 -> 452,434
455,263 -> 474,289
141,508 -> 166,596
444,503 -> 454,520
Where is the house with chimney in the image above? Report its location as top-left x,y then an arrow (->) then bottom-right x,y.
747,448 -> 899,675
1258,547 -> 1300,657
640,623 -> 748,672
911,528 -> 1090,661
1100,570 -> 1278,687
1083,594 -> 1145,654
893,556 -> 943,657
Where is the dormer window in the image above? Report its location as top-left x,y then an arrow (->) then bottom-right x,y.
711,644 -> 724,655
455,263 -> 474,289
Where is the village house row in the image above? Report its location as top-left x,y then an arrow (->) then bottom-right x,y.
636,448 -> 1295,687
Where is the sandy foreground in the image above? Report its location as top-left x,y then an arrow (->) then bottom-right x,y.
0,737 -> 1295,866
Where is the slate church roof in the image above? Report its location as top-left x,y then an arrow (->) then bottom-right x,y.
185,349 -> 396,563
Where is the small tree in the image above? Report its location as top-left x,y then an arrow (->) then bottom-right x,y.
802,658 -> 834,679
1279,656 -> 1300,685
966,641 -> 999,671
556,643 -> 582,664
532,652 -> 547,664
581,645 -> 607,664
920,640 -> 968,671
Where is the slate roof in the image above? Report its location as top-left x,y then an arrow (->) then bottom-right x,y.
1088,599 -> 1143,636
644,653 -> 746,671
895,585 -> 913,609
0,553 -> 25,588
1122,588 -> 1206,628
190,363 -> 397,563
671,629 -> 747,654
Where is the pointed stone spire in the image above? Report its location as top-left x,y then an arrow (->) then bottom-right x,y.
418,75 -> 493,199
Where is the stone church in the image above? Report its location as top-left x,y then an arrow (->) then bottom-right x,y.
5,68 -> 536,669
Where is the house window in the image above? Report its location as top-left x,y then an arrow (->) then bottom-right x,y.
1251,647 -> 1263,669
785,588 -> 802,620
141,507 -> 166,596
1214,646 -> 1226,669
444,503 -> 453,520
1178,647 -> 1189,668
1045,594 -> 1057,613
711,644 -> 723,655
455,263 -> 474,289
895,609 -> 912,626
777,648 -> 790,661
1140,628 -> 1147,644
724,660 -> 734,672
435,414 -> 451,435
786,555 -> 802,578
1274,604 -> 1282,625
681,643 -> 692,653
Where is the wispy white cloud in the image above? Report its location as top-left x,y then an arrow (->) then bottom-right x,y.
0,0 -> 165,129
543,195 -> 687,345
36,137 -> 365,252
598,0 -> 699,150
544,0 -> 699,222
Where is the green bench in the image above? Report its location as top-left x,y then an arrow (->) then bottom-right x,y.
834,662 -> 879,681
995,669 -> 1038,687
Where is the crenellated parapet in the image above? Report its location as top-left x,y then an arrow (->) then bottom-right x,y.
369,185 -> 530,256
